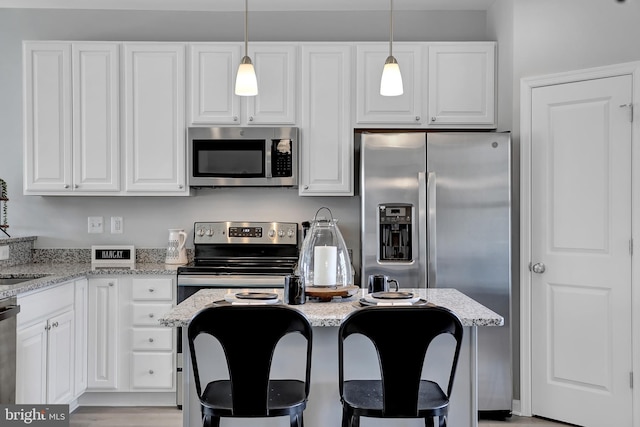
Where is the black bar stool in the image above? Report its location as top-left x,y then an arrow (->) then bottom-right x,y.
187,304 -> 313,427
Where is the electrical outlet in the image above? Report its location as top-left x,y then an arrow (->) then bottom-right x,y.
111,216 -> 123,234
88,216 -> 104,234
0,245 -> 9,260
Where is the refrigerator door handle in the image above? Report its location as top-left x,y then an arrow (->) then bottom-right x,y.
426,171 -> 437,288
418,172 -> 428,288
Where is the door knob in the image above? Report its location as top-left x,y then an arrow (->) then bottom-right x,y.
531,262 -> 546,274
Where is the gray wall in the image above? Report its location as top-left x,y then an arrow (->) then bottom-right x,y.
0,7 -> 489,261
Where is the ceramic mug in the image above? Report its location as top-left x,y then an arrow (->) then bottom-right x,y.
367,274 -> 400,294
285,275 -> 306,305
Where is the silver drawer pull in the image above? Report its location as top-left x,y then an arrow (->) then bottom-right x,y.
148,313 -> 155,318
148,338 -> 154,343
148,288 -> 154,292
148,370 -> 154,375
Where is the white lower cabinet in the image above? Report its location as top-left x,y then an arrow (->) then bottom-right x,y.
86,275 -> 175,396
16,281 -> 77,405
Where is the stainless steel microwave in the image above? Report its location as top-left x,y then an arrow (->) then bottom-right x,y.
187,127 -> 298,188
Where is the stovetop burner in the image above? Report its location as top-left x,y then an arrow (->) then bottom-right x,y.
178,221 -> 299,276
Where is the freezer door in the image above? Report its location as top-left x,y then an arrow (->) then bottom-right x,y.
427,132 -> 512,413
360,132 -> 427,289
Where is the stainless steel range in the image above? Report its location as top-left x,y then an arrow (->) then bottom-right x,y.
175,221 -> 299,408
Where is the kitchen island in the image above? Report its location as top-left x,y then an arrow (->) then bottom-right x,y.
160,288 -> 503,427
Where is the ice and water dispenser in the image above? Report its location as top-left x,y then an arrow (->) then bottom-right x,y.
378,204 -> 412,262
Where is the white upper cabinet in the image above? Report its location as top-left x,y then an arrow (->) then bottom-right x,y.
356,43 -> 422,124
123,43 -> 188,195
72,43 -> 120,192
189,43 -> 242,125
300,44 -> 353,196
24,42 -> 120,194
427,42 -> 496,127
247,44 -> 297,124
188,43 -> 297,126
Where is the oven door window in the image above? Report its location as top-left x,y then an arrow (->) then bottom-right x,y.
193,139 -> 265,177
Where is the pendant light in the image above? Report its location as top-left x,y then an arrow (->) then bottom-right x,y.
380,0 -> 403,96
235,0 -> 258,96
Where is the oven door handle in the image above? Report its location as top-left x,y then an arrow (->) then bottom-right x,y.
177,275 -> 286,287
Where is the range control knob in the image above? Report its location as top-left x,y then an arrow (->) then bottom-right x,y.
205,228 -> 213,236
278,230 -> 285,237
197,229 -> 205,237
287,229 -> 295,238
268,229 -> 276,238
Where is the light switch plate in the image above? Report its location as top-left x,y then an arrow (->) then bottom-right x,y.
88,216 -> 104,234
0,245 -> 9,260
111,216 -> 123,234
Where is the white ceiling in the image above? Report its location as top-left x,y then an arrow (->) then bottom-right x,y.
0,0 -> 497,12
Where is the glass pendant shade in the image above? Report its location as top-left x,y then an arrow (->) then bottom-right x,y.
235,56 -> 258,96
298,207 -> 353,288
380,56 -> 403,96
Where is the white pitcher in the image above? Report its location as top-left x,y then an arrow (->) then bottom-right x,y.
165,228 -> 188,265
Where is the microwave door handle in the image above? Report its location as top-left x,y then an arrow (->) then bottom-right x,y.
265,142 -> 273,178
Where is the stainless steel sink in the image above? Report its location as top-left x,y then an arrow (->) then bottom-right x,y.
0,276 -> 49,286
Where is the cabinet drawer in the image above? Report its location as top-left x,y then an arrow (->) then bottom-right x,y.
131,303 -> 173,326
131,352 -> 173,389
131,328 -> 173,351
132,278 -> 173,301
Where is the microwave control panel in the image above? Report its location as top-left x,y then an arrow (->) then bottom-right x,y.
271,139 -> 293,177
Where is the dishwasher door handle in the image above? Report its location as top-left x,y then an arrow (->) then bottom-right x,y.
0,304 -> 20,321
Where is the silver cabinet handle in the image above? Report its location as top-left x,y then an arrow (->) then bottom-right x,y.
233,116 -> 238,121
532,262 -> 546,274
74,184 -> 79,189
64,184 -> 70,189
249,116 -> 254,121
415,116 -> 420,121
148,338 -> 154,343
148,370 -> 154,375
52,321 -> 59,328
431,117 -> 436,122
109,282 -> 114,287
148,313 -> 154,318
148,288 -> 154,293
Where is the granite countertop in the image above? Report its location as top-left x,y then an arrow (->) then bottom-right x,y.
160,288 -> 504,328
0,262 -> 179,299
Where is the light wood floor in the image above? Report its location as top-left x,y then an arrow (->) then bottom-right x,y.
70,407 -> 572,427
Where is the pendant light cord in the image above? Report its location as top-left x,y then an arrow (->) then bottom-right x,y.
389,0 -> 394,57
244,0 -> 249,56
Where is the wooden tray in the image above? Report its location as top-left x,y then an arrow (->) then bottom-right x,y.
306,285 -> 360,302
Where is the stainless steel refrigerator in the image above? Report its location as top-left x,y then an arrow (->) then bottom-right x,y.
360,131 -> 512,416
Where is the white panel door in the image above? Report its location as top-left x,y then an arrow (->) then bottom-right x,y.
531,75 -> 633,426
123,43 -> 186,194
16,320 -> 48,404
300,44 -> 353,196
23,42 -> 73,193
72,43 -> 120,192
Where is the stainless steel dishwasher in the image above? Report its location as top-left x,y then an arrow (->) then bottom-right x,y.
0,297 -> 20,404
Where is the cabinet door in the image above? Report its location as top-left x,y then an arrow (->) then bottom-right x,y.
356,43 -> 422,124
189,43 -> 242,125
87,278 -> 119,390
16,320 -> 48,404
246,44 -> 297,125
71,43 -> 120,192
123,43 -> 187,194
74,278 -> 88,398
47,310 -> 75,404
23,42 -> 73,193
428,43 -> 496,126
300,44 -> 353,196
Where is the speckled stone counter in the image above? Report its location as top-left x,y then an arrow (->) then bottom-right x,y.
159,287 -> 504,328
0,262 -> 179,299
